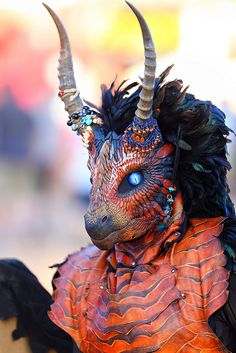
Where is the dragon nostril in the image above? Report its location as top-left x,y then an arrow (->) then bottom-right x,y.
101,216 -> 108,224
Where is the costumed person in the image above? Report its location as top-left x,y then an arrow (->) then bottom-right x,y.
0,2 -> 236,353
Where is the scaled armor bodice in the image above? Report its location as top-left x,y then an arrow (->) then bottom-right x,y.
49,217 -> 230,353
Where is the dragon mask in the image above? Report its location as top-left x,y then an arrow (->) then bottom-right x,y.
44,2 -> 234,251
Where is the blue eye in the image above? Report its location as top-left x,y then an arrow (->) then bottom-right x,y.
118,170 -> 144,194
128,172 -> 143,186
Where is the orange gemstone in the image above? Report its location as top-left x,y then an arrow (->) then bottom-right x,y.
132,133 -> 140,142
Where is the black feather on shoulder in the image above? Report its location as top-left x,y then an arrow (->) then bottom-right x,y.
0,258 -> 73,353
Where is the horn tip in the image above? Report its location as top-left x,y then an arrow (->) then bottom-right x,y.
42,2 -> 48,9
125,1 -> 136,12
42,2 -> 54,15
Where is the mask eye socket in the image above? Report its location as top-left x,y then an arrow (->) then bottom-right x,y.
118,171 -> 144,194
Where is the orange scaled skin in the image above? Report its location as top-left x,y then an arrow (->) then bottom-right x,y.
86,141 -> 175,250
49,216 -> 229,353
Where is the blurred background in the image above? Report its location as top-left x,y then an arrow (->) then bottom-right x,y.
0,0 -> 235,291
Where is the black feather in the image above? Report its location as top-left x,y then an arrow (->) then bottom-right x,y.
0,259 -> 73,353
96,69 -> 235,220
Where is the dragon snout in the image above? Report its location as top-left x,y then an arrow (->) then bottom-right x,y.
84,211 -> 117,240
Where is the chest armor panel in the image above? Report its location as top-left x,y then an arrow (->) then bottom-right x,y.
49,217 -> 230,352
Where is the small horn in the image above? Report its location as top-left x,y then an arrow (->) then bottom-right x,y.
126,1 -> 156,121
43,3 -> 83,116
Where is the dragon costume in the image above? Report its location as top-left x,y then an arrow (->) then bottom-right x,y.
1,2 -> 236,353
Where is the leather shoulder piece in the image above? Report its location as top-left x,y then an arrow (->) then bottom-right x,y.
209,272 -> 236,352
172,217 -> 229,320
49,246 -> 108,345
219,217 -> 236,272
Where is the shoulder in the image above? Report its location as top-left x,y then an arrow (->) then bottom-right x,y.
52,245 -> 109,289
219,217 -> 236,272
174,216 -> 226,258
49,245 -> 109,343
173,217 -> 229,319
209,271 -> 236,351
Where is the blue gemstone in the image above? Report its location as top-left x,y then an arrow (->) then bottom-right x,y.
166,215 -> 171,219
128,171 -> 143,186
156,224 -> 167,231
76,131 -> 81,136
165,205 -> 171,211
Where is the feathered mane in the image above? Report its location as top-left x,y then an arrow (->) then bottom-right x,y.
99,67 -> 235,220
98,69 -> 236,272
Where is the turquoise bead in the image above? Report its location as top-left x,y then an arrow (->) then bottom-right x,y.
80,115 -> 93,126
168,186 -> 175,192
85,116 -> 93,125
71,124 -> 78,131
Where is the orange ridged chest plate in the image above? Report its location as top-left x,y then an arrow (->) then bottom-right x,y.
49,217 -> 230,353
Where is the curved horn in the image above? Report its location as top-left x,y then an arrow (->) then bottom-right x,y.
43,3 -> 83,116
126,1 -> 156,121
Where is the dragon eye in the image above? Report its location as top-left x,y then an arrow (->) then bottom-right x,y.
118,170 -> 144,194
128,172 -> 143,186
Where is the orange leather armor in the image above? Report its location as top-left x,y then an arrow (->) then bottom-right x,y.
49,217 -> 229,352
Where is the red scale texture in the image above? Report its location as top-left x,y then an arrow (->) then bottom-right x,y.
49,217 -> 229,353
86,142 -> 175,250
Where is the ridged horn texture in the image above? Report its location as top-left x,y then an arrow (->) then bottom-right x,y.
126,1 -> 156,121
43,3 -> 84,116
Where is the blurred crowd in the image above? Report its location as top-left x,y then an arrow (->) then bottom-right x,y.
0,0 -> 235,290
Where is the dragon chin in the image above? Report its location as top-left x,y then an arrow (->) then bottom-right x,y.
90,216 -> 157,250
